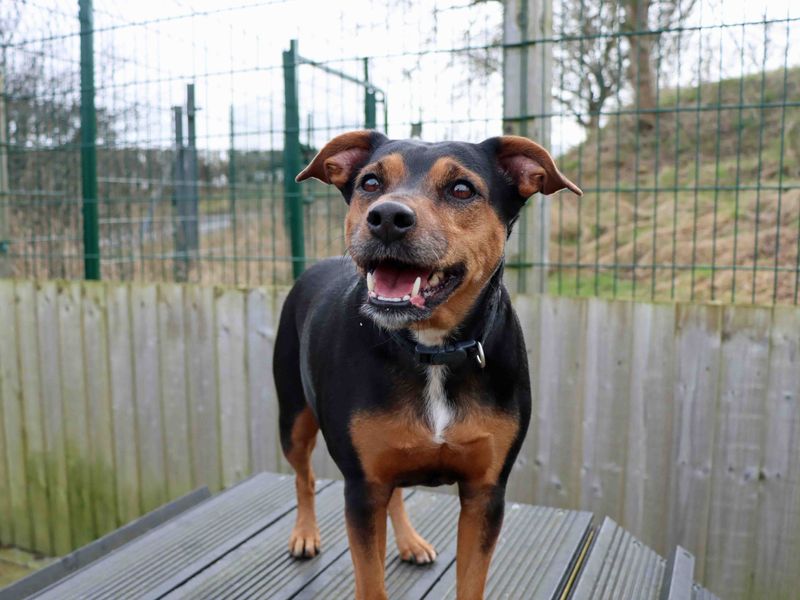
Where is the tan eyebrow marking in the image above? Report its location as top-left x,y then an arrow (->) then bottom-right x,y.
358,153 -> 407,188
425,157 -> 489,198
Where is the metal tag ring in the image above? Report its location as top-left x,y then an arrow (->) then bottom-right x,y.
475,341 -> 486,368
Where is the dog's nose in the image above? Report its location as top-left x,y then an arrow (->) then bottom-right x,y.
366,201 -> 416,243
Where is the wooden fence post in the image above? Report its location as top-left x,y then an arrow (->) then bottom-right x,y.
503,0 -> 553,295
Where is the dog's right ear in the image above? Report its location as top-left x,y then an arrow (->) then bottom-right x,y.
480,135 -> 582,198
296,130 -> 388,190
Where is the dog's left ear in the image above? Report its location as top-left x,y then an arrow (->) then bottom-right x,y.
296,130 -> 388,189
481,135 -> 582,198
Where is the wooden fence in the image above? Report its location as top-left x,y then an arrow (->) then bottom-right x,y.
0,279 -> 798,599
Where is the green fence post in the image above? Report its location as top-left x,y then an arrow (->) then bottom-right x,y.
283,39 -> 305,280
364,58 -> 377,130
79,0 -> 100,280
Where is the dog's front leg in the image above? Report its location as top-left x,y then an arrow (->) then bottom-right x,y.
455,482 -> 505,600
344,479 -> 392,600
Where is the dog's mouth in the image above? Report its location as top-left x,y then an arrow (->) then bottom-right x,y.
365,259 -> 465,310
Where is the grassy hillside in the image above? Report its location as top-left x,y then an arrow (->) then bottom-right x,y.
550,67 -> 800,305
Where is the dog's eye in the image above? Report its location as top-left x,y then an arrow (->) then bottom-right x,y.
360,175 -> 382,193
450,180 -> 476,200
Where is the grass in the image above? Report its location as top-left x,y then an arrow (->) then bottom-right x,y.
0,547 -> 52,588
548,269 -> 636,298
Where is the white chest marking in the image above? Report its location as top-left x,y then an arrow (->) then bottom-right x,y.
414,328 -> 454,443
424,365 -> 452,443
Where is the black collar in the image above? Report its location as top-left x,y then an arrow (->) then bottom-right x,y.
386,264 -> 503,370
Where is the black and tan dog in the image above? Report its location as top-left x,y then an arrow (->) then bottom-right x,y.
274,130 -> 581,599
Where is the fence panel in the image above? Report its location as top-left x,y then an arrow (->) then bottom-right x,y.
157,284 -> 193,500
184,284 -> 222,492
753,305 -> 800,599
130,284 -> 167,513
1,278 -> 798,599
666,303 -> 722,581
531,294 -> 586,508
580,298 -> 633,519
81,281 -> 116,538
35,281 -> 72,555
0,281 -> 30,549
57,282 -> 94,548
622,301 -> 676,555
15,280 -> 51,554
705,306 -> 772,599
106,282 -> 141,525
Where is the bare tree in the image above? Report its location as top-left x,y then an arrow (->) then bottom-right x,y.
621,0 -> 697,130
554,1 -> 626,131
554,0 -> 697,132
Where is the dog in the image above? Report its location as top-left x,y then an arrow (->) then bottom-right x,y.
273,130 -> 581,599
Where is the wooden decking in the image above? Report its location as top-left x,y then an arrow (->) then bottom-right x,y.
6,472 -> 719,599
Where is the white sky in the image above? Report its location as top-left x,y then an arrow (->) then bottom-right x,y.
6,0 -> 799,155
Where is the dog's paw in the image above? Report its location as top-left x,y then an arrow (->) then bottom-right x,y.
288,524 -> 321,558
396,531 -> 436,565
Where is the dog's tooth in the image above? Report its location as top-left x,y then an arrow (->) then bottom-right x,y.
428,272 -> 441,287
368,291 -> 377,298
402,294 -> 410,301
412,276 -> 421,297
367,271 -> 375,292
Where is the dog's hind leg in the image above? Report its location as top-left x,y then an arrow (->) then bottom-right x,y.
275,302 -> 321,558
388,488 -> 436,564
282,406 -> 320,558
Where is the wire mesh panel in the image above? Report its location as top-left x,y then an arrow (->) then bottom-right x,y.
0,0 -> 798,303
548,1 -> 800,304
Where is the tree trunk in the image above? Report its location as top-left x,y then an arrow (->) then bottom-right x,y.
623,0 -> 657,131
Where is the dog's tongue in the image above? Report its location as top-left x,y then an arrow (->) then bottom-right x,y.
372,264 -> 430,298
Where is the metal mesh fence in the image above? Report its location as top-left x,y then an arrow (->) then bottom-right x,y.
0,0 -> 798,304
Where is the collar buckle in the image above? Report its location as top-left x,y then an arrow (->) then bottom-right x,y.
414,339 -> 486,369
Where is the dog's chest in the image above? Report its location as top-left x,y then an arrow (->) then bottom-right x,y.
349,400 -> 518,487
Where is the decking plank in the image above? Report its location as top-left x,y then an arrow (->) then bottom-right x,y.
31,473 -> 327,600
294,491 -> 461,600
161,484 -> 417,599
570,518 -> 720,600
424,504 -> 593,599
571,517 -> 665,600
2,487 -> 210,600
162,482 -> 348,600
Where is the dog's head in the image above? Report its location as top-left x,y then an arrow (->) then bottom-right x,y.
297,130 -> 581,332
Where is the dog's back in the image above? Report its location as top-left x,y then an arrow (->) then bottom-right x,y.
273,256 -> 355,451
